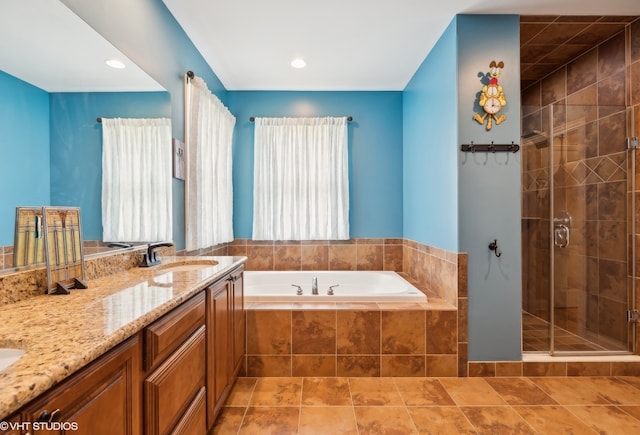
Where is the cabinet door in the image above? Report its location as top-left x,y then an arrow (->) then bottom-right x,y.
205,279 -> 230,428
213,286 -> 230,402
22,334 -> 142,435
1,412 -> 22,434
144,326 -> 206,435
231,269 -> 245,375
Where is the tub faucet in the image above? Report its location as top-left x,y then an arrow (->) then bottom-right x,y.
312,276 -> 318,295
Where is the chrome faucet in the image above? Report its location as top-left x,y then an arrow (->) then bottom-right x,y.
312,276 -> 318,295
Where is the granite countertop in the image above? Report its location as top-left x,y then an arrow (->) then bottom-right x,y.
0,255 -> 247,419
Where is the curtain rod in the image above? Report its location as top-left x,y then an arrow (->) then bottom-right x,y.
96,117 -> 102,123
186,70 -> 195,81
249,116 -> 353,122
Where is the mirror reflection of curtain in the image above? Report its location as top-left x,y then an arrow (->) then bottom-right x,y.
252,117 -> 349,241
101,118 -> 172,242
185,76 -> 236,251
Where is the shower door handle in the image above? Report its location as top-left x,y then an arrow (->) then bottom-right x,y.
554,224 -> 570,248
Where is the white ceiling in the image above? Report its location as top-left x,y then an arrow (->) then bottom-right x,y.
0,0 -> 164,92
163,0 -> 640,91
2,0 -> 638,93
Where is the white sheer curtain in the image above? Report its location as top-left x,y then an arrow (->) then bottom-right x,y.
252,116 -> 349,241
101,118 -> 172,242
185,75 -> 236,251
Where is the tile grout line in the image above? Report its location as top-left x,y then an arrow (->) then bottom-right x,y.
346,377 -> 361,435
235,378 -> 256,435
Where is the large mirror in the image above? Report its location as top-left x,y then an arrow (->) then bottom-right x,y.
0,0 -> 171,272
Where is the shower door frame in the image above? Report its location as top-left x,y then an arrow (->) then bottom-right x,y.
545,104 -> 637,356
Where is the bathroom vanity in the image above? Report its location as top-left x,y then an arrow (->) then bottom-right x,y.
0,256 -> 246,434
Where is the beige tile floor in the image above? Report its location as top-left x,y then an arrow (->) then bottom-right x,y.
211,376 -> 640,434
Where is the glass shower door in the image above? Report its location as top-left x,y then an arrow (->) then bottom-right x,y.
548,103 -> 635,354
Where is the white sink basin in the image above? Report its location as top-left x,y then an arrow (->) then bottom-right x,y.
0,348 -> 25,371
157,259 -> 219,272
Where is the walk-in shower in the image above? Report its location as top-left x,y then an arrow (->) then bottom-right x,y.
521,103 -> 637,356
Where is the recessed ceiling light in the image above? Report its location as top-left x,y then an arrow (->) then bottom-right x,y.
105,59 -> 126,69
291,58 -> 306,69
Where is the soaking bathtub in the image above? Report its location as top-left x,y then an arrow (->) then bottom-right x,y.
244,270 -> 427,303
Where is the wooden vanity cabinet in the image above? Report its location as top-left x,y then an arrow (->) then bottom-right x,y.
20,334 -> 142,435
2,263 -> 244,435
1,413 -> 21,435
206,265 -> 244,428
143,292 -> 206,435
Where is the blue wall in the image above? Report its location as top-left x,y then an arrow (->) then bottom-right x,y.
57,3 -> 526,361
50,92 -> 171,240
0,72 -> 50,246
402,19 -> 458,251
457,15 -> 522,360
402,15 -> 522,361
227,91 -> 404,239
63,0 -> 227,249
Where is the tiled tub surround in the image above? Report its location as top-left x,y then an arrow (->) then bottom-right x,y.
227,238 -> 405,272
0,255 -> 247,419
226,237 -> 469,376
244,303 -> 458,378
190,238 -> 458,305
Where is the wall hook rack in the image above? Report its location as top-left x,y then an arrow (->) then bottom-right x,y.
460,141 -> 519,153
488,239 -> 502,257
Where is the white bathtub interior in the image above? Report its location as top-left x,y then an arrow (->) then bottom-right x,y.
244,270 -> 427,302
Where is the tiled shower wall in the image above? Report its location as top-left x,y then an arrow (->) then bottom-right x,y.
522,20 -> 640,353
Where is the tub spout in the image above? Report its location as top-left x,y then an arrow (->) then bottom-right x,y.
312,276 -> 318,295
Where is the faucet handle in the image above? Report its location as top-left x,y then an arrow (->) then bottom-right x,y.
292,284 -> 303,295
328,284 -> 339,295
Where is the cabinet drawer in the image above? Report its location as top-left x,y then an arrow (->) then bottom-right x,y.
144,326 -> 206,435
145,292 -> 205,371
171,387 -> 206,435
